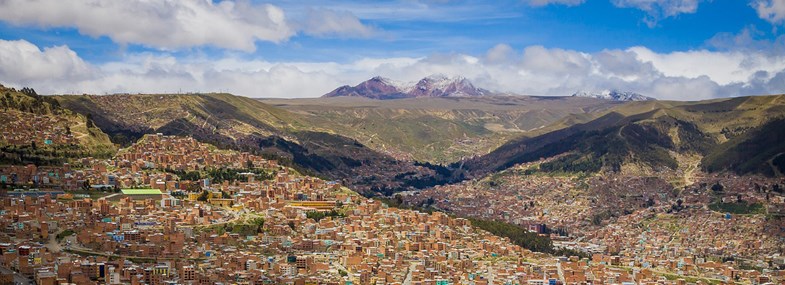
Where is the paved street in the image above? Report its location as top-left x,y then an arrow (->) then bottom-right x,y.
0,265 -> 32,285
402,261 -> 419,285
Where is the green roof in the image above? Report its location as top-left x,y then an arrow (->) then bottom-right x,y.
121,189 -> 163,195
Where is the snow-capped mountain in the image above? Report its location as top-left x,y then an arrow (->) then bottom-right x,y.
322,75 -> 489,99
571,90 -> 655,101
409,75 -> 487,97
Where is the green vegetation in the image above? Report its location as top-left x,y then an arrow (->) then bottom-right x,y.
468,218 -> 588,258
208,168 -> 274,183
261,95 -> 614,163
165,167 -> 274,183
56,229 -> 76,241
591,211 -> 615,226
306,210 -> 345,222
120,188 -> 162,195
196,190 -> 209,202
376,195 -> 436,214
703,118 -> 785,177
463,95 -> 785,180
539,153 -> 603,173
513,119 -> 682,175
0,85 -> 116,165
228,217 -> 265,236
1,87 -> 63,115
201,217 -> 265,236
709,201 -> 766,215
64,188 -> 118,199
773,153 -> 785,175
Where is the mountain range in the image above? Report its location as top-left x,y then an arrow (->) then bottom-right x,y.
324,75 -> 654,102
3,80 -> 785,196
571,90 -> 655,101
323,75 -> 490,99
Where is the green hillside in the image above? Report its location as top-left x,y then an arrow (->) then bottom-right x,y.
54,93 -> 450,195
41,90 -> 785,195
261,95 -> 618,163
702,118 -> 785,176
459,94 -> 785,179
0,85 -> 115,165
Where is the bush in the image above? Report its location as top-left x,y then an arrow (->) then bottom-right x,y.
197,190 -> 209,201
468,218 -> 552,253
56,229 -> 76,241
709,201 -> 765,214
306,210 -> 344,222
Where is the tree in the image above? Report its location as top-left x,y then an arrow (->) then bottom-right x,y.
20,87 -> 37,97
197,190 -> 209,202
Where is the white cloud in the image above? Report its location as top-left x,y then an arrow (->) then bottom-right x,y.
0,39 -> 92,85
485,44 -> 515,64
2,40 -> 785,100
707,26 -> 785,55
526,0 -> 586,7
629,46 -> 785,85
298,8 -> 376,38
611,0 -> 704,26
0,0 -> 294,51
753,0 -> 785,25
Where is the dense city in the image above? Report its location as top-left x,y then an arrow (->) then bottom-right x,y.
0,121 -> 783,285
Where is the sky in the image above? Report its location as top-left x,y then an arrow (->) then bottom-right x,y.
1,0 -> 785,100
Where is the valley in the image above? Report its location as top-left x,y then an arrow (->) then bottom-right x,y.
4,2 -> 785,284
2,83 -> 785,285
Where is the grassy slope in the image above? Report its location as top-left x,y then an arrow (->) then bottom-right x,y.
0,86 -> 116,164
702,118 -> 785,176
54,93 -> 452,195
47,90 -> 785,194
459,94 -> 785,179
261,96 -> 618,163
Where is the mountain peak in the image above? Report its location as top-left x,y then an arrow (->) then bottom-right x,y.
571,90 -> 655,101
323,75 -> 488,99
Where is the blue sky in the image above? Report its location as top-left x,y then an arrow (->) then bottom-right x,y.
0,0 -> 784,99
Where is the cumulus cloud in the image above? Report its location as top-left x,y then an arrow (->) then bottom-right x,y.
526,0 -> 586,7
0,0 -> 293,51
0,39 -> 92,85
2,40 -> 785,100
611,0 -> 704,26
707,26 -> 785,55
752,0 -> 785,25
484,44 -> 517,64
